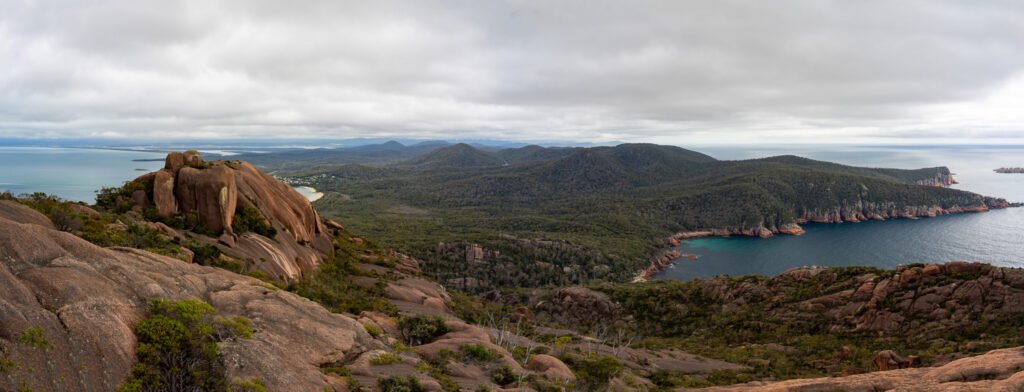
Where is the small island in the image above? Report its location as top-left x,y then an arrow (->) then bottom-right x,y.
995,167 -> 1024,174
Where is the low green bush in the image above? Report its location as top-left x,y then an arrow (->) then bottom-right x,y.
490,365 -> 518,386
232,377 -> 268,392
363,323 -> 383,338
0,357 -> 17,372
117,298 -> 252,392
232,206 -> 276,237
461,344 -> 501,362
16,327 -> 53,349
560,355 -> 622,390
378,376 -> 424,392
370,352 -> 402,366
398,315 -> 449,346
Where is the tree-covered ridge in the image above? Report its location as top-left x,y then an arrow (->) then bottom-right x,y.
280,143 -> 1008,291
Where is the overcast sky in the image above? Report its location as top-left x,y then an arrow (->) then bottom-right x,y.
2,0 -> 1023,144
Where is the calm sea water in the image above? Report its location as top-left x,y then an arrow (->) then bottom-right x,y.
0,147 -> 166,202
0,147 -> 317,203
657,145 -> 1024,280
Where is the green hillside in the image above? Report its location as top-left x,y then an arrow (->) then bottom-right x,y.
290,143 -> 1006,291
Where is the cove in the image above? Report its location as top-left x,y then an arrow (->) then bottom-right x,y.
655,207 -> 1024,280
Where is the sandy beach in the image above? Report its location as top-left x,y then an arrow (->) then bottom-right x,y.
296,186 -> 324,202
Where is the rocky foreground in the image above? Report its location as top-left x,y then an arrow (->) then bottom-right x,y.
0,200 -> 378,391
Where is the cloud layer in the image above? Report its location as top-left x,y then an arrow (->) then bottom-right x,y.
2,0 -> 1023,143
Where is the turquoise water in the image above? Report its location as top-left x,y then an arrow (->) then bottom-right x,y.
0,147 -> 166,202
657,145 -> 1024,280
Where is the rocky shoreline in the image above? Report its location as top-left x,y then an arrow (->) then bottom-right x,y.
635,200 -> 1015,282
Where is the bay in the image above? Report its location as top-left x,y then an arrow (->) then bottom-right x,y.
656,145 -> 1024,280
0,147 -> 166,202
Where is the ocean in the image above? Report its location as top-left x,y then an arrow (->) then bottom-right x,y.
0,147 -> 316,203
656,145 -> 1024,280
0,147 -> 166,202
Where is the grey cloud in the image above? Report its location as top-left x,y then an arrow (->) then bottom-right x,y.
0,0 -> 1022,143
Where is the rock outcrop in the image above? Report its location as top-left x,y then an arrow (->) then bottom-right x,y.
0,201 -> 381,392
130,151 -> 334,281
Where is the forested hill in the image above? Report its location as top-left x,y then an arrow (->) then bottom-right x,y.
278,143 -> 1009,291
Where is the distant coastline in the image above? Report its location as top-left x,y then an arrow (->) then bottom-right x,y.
995,167 -> 1024,174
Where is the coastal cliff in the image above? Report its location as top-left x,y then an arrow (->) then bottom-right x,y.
914,171 -> 958,187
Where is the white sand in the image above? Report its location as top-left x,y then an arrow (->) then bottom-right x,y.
297,186 -> 324,202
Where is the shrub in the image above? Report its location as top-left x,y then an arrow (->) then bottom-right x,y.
17,327 -> 53,349
363,323 -> 383,338
232,377 -> 268,392
461,344 -> 500,362
188,241 -> 223,267
95,181 -> 148,214
118,298 -> 252,392
561,355 -> 622,389
0,358 -> 16,372
398,315 -> 449,346
378,376 -> 424,392
287,248 -> 397,316
370,352 -> 402,366
232,206 -> 276,237
490,365 -> 518,386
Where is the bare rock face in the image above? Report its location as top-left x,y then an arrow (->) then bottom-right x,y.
152,169 -> 177,216
0,205 -> 381,392
174,165 -> 238,234
130,152 -> 334,281
0,200 -> 55,228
